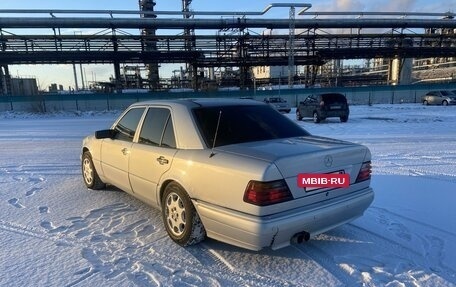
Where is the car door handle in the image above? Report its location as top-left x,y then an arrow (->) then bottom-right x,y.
121,148 -> 130,155
156,156 -> 169,165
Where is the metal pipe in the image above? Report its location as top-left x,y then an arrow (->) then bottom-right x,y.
0,4 -> 311,17
298,11 -> 456,17
0,17 -> 454,29
0,9 -> 453,18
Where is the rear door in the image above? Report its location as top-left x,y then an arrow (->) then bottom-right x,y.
427,92 -> 439,104
128,107 -> 178,206
100,107 -> 146,193
301,95 -> 318,117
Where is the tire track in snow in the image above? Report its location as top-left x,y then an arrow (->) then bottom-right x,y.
1,209 -> 228,286
185,243 -> 300,287
344,219 -> 456,286
0,220 -> 75,247
3,200 -> 183,286
325,223 -> 429,286
369,207 -> 456,239
26,201 -> 260,286
291,243 -> 357,286
366,207 -> 456,280
378,152 -> 456,183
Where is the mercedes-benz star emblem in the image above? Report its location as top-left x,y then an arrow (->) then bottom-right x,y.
324,155 -> 333,167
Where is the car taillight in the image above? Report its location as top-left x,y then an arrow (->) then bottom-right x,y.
243,180 -> 293,206
356,161 -> 372,183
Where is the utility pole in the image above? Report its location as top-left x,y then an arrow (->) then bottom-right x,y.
288,6 -> 295,88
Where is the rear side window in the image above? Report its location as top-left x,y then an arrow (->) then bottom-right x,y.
138,108 -> 176,148
193,105 -> 309,148
113,108 -> 145,142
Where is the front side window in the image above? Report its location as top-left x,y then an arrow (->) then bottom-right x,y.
114,108 -> 145,142
309,96 -> 317,102
138,108 -> 176,148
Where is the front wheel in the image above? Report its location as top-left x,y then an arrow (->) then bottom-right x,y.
423,100 -> 429,105
313,112 -> 321,123
296,110 -> 303,121
442,100 -> 448,106
162,182 -> 206,246
82,151 -> 105,190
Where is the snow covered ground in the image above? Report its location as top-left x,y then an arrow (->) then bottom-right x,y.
1,103 -> 455,287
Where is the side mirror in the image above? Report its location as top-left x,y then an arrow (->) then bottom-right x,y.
95,129 -> 116,139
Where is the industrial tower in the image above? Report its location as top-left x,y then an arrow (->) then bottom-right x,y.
139,0 -> 160,90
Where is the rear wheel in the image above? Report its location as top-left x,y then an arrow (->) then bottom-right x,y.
313,112 -> 321,123
340,115 -> 349,122
82,151 -> 105,190
443,100 -> 448,106
162,182 -> 206,246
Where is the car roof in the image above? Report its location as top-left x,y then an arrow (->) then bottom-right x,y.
129,98 -> 265,109
318,93 -> 345,97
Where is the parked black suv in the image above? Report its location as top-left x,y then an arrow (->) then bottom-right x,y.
296,93 -> 349,123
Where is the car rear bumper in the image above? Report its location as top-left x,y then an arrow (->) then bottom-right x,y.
320,110 -> 349,118
194,187 -> 374,251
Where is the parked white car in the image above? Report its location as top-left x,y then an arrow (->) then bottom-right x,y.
263,97 -> 291,113
422,90 -> 456,106
81,99 -> 374,251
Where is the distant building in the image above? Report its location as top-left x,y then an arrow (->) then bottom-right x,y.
10,78 -> 39,96
48,83 -> 64,93
253,66 -> 290,79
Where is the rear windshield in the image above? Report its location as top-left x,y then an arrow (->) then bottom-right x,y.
269,98 -> 286,103
193,105 -> 309,147
321,93 -> 347,104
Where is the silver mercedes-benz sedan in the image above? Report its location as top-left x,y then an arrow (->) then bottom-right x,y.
81,98 -> 374,251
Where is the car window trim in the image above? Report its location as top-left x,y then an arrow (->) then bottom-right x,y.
136,106 -> 177,149
113,107 -> 147,142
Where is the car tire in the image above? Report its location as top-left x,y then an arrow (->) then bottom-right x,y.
340,115 -> 349,122
442,100 -> 448,106
162,182 -> 206,246
423,100 -> 429,105
296,110 -> 303,121
313,112 -> 321,123
82,151 -> 105,190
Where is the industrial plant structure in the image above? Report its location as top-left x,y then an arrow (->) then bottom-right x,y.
0,2 -> 455,95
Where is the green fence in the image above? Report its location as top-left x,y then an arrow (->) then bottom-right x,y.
1,83 -> 456,112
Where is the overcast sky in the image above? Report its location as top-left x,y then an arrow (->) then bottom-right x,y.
1,0 -> 455,90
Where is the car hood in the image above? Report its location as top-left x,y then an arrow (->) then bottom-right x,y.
215,136 -> 369,178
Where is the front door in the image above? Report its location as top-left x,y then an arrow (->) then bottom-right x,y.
100,107 -> 145,193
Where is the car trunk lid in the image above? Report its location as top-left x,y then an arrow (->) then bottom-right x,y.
216,136 -> 368,199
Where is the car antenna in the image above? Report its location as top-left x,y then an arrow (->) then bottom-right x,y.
210,110 -> 222,158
